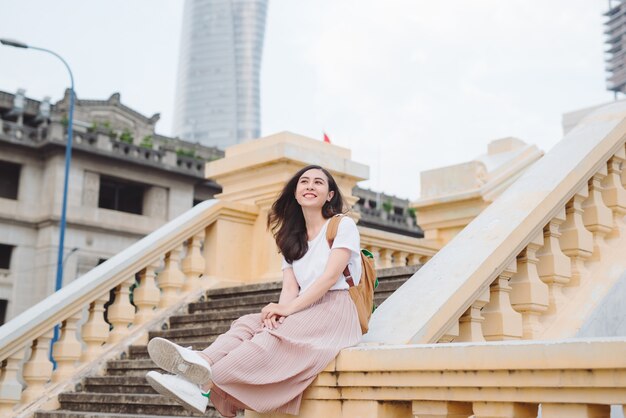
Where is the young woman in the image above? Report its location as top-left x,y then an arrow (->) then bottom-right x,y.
146,165 -> 363,417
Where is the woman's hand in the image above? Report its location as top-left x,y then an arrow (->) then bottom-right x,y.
261,303 -> 293,329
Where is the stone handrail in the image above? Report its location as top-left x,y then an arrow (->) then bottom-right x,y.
364,101 -> 626,345
0,199 -> 260,414
254,338 -> 625,417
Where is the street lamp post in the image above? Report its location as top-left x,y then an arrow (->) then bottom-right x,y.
1,39 -> 76,362
0,38 -> 75,294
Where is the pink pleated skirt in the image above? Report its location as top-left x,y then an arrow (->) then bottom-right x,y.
197,289 -> 362,417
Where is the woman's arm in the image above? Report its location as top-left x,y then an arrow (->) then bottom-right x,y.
278,267 -> 299,305
262,266 -> 300,329
261,247 -> 350,323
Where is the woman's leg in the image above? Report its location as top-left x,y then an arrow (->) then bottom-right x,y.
197,313 -> 262,366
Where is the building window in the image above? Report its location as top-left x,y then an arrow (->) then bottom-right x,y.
0,299 -> 7,326
0,161 -> 20,200
0,244 -> 13,269
98,176 -> 145,215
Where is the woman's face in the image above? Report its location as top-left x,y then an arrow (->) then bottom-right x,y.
294,168 -> 335,210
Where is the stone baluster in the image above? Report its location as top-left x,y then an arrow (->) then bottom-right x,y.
559,186 -> 594,288
509,232 -> 549,339
601,147 -> 626,239
456,287 -> 489,342
481,260 -> 523,341
0,348 -> 25,415
407,253 -> 422,266
21,330 -> 54,404
541,403 -> 610,418
582,167 -> 613,260
107,277 -> 136,343
412,400 -> 472,418
536,209 -> 572,315
159,247 -> 185,308
438,321 -> 459,343
134,260 -> 161,326
378,248 -> 393,268
472,402 -> 537,418
183,232 -> 206,291
368,246 -> 381,266
52,311 -> 83,382
392,251 -> 408,267
81,294 -> 110,361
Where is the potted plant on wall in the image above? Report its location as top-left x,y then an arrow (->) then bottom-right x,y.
382,199 -> 393,221
407,206 -> 416,227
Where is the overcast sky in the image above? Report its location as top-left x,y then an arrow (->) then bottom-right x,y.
0,1 -> 614,200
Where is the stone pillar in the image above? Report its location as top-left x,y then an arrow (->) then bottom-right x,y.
82,171 -> 100,208
536,208 -> 571,315
559,186 -> 593,287
457,286 -> 489,342
205,132 -> 368,283
481,260 -> 523,341
143,186 -> 168,220
582,167 -> 613,260
509,231 -> 549,339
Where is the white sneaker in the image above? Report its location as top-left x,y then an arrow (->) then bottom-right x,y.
147,337 -> 212,385
146,371 -> 208,414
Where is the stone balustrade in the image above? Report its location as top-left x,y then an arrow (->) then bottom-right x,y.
248,339 -> 626,418
434,142 -> 626,344
0,119 -> 207,178
364,101 -> 626,346
0,196 -> 435,415
0,200 -> 224,415
359,226 -> 440,268
0,120 -> 47,144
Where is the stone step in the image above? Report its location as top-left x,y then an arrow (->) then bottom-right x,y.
83,376 -> 154,394
128,342 -> 212,360
169,306 -> 260,329
375,277 -> 412,292
188,276 -> 411,314
35,411 -> 189,418
57,393 -> 219,417
107,359 -> 158,376
149,323 -> 230,340
205,281 -> 283,299
189,293 -> 279,312
187,265 -> 419,314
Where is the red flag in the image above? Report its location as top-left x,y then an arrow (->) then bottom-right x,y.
323,132 -> 331,143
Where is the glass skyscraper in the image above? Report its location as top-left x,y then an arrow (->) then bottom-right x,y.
173,0 -> 268,149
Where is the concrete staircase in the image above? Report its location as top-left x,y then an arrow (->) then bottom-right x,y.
34,265 -> 419,418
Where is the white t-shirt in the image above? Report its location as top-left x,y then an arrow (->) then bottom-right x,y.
281,216 -> 362,294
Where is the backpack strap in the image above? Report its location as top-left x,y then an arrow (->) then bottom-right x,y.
325,214 -> 355,287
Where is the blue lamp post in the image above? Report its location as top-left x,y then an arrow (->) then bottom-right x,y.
0,38 -> 75,294
1,39 -> 76,361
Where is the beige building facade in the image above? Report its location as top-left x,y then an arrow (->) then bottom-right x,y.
0,89 -> 222,322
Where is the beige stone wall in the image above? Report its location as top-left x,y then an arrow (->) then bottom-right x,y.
414,137 -> 543,245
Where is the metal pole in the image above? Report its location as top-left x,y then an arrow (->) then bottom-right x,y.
1,39 -> 76,365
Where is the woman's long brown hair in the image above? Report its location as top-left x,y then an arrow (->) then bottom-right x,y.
267,165 -> 345,263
